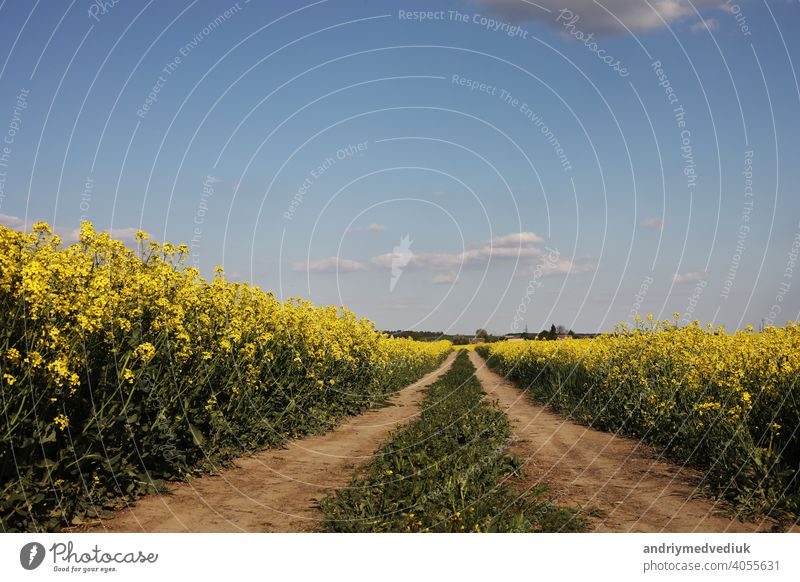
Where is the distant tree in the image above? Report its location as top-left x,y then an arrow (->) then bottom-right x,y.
556,325 -> 568,336
475,328 -> 489,340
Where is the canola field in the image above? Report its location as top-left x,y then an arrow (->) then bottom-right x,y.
477,318 -> 800,517
0,223 -> 450,532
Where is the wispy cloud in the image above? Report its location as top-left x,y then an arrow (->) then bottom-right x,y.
673,271 -> 707,283
528,256 -> 597,276
292,256 -> 368,273
371,231 -> 594,278
640,216 -> 665,231
433,271 -> 459,285
371,231 -> 546,272
472,0 -> 725,35
486,231 -> 544,246
1,215 -> 142,247
56,226 -> 141,245
689,17 -> 718,32
0,213 -> 25,230
367,223 -> 387,232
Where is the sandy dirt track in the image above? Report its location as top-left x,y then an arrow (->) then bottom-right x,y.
90,352 -> 457,533
467,351 -> 778,533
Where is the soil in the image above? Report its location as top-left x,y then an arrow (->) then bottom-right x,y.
88,352 -> 457,532
467,350 -> 783,533
87,348 -> 792,533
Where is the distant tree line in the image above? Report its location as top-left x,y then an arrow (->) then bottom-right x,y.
384,330 -> 459,342
531,324 -> 575,341
384,330 -> 506,344
384,324 -> 579,343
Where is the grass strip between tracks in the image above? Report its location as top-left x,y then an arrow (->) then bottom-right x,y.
321,350 -> 583,532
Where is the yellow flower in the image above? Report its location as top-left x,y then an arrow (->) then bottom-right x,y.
54,414 -> 70,431
32,221 -> 52,235
132,342 -> 156,362
204,395 -> 217,412
79,222 -> 96,244
0,219 -> 458,530
24,351 -> 43,368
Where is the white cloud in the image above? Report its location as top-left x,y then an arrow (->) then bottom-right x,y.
673,271 -> 706,283
486,231 -> 544,246
371,231 -> 594,278
472,0 -> 726,35
367,223 -> 387,232
292,256 -> 368,273
55,226 -> 140,246
0,213 -> 25,230
57,227 -> 81,243
109,227 -> 141,245
0,216 -> 141,247
518,255 -> 597,277
433,271 -> 459,285
640,216 -> 665,230
690,17 -> 718,32
545,256 -> 597,275
372,232 -> 546,272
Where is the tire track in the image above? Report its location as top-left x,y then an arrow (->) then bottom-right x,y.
89,352 -> 457,533
468,350 -> 774,532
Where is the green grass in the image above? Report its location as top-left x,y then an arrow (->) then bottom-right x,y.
321,351 -> 583,532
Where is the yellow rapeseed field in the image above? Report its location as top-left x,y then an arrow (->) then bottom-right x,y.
0,222 -> 450,531
477,315 -> 800,516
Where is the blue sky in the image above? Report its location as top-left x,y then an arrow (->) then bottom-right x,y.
0,0 -> 798,334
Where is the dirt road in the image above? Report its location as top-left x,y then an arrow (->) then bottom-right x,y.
91,353 -> 457,532
467,351 -> 775,533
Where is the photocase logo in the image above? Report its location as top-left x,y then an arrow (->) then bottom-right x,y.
20,542 -> 46,570
389,235 -> 414,292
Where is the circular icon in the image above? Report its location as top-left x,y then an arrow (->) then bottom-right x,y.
20,542 -> 46,570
